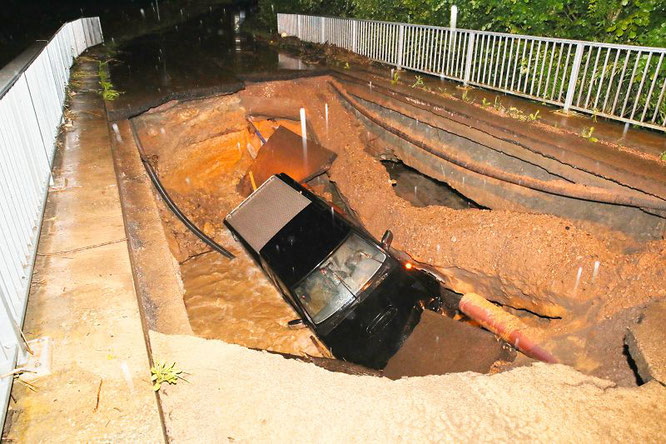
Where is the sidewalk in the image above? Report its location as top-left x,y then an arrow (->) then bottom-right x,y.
2,59 -> 164,442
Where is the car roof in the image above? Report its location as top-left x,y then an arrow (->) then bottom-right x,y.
225,175 -> 312,254
260,201 -> 351,288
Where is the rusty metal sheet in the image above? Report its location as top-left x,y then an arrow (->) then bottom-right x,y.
238,126 -> 337,196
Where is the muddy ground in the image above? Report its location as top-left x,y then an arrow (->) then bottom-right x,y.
131,75 -> 666,385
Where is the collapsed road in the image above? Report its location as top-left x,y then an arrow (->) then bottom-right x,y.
108,73 -> 666,385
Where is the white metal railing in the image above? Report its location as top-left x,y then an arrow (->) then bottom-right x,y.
0,17 -> 103,428
278,13 -> 666,132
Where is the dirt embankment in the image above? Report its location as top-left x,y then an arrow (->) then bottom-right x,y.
237,77 -> 666,380
233,77 -> 666,321
131,97 -> 249,261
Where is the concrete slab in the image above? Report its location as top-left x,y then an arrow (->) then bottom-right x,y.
2,60 -> 164,442
151,330 -> 666,442
626,299 -> 666,385
383,310 -> 515,379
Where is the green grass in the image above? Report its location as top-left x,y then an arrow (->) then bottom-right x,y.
411,75 -> 425,88
391,70 -> 400,85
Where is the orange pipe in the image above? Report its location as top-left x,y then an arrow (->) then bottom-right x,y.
459,293 -> 558,363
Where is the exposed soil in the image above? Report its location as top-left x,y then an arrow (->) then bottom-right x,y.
131,75 -> 666,385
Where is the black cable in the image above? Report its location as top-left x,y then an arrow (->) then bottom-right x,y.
128,119 -> 235,260
247,117 -> 266,144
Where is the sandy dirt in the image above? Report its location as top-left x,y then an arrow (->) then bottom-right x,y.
131,76 -> 666,385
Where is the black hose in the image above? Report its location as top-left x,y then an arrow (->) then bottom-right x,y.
128,119 -> 235,260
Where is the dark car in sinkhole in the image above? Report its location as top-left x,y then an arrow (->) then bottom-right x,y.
224,173 -> 441,369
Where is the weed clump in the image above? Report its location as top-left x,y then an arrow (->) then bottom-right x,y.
391,70 -> 400,85
581,126 -> 599,142
98,61 -> 122,101
151,361 -> 187,391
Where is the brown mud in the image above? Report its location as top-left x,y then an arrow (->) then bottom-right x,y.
131,75 -> 666,385
181,246 -> 321,357
131,103 -> 323,357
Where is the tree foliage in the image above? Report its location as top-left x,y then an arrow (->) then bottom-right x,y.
262,0 -> 665,46
257,0 -> 354,32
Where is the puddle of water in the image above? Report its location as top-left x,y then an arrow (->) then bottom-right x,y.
110,7 -> 314,116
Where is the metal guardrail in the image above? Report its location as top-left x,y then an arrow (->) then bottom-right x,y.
277,13 -> 666,132
0,17 -> 103,428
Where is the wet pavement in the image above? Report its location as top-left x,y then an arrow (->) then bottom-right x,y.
3,60 -> 163,441
107,7 -> 317,119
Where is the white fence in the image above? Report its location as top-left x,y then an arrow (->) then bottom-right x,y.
278,13 -> 666,132
0,17 -> 103,427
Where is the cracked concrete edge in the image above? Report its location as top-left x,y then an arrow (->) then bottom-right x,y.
104,107 -> 195,443
106,116 -> 194,336
625,299 -> 666,386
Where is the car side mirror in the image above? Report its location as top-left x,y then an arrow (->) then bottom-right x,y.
381,230 -> 393,249
287,319 -> 307,329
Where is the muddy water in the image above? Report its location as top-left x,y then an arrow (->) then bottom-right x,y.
181,232 -> 321,357
153,116 -> 322,357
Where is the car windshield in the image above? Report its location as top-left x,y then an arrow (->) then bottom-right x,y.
294,233 -> 387,324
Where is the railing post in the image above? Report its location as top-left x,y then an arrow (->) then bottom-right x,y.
297,14 -> 302,40
352,20 -> 358,53
397,24 -> 405,69
0,287 -> 26,361
463,32 -> 475,86
450,5 -> 458,75
321,17 -> 325,43
564,43 -> 584,111
450,5 -> 458,30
